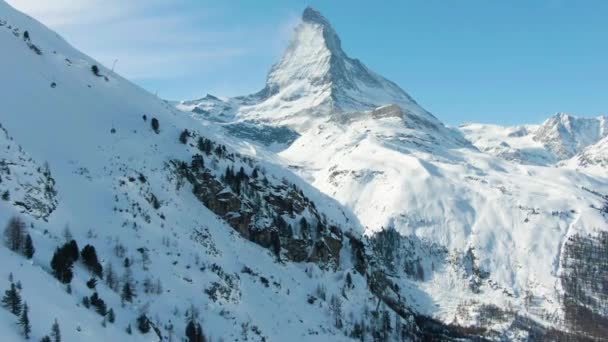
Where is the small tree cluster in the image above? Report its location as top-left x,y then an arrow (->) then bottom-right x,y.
81,244 -> 103,278
191,154 -> 205,172
196,137 -> 214,155
121,258 -> 135,303
143,276 -> 163,295
50,240 -> 79,284
2,281 -> 22,315
3,216 -> 35,259
2,280 -> 31,339
89,292 -> 107,316
222,166 -> 249,195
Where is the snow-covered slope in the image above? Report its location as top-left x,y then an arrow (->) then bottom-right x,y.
178,7 -> 608,340
1,2 -> 460,341
561,136 -> 608,175
3,1 -> 607,340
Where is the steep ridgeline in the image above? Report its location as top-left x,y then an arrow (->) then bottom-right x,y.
0,1 -> 513,341
179,6 -> 608,341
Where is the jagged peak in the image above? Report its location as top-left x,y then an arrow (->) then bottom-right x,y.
297,7 -> 343,56
302,7 -> 331,27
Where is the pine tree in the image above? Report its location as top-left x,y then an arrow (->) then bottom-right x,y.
40,336 -> 51,342
23,234 -> 35,259
66,240 -> 79,262
126,323 -> 132,335
179,129 -> 190,144
19,301 -> 31,339
121,281 -> 134,303
50,319 -> 61,342
185,320 -> 206,342
185,321 -> 197,342
4,216 -> 25,252
108,308 -> 115,323
91,65 -> 100,76
2,282 -> 22,315
185,305 -> 206,342
105,262 -> 117,291
137,314 -> 150,333
151,118 -> 160,134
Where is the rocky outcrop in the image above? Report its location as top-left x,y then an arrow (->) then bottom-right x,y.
170,136 -> 344,269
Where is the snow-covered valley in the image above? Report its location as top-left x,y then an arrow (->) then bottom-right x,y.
1,2 -> 607,341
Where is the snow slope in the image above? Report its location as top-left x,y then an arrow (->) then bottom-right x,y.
178,6 -> 608,339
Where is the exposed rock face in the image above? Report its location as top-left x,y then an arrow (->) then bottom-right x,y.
371,104 -> 404,120
0,123 -> 57,221
560,231 -> 608,340
170,136 -> 343,269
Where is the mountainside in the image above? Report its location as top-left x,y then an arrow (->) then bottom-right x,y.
2,1 -> 607,341
1,2 -> 463,341
179,6 -> 608,341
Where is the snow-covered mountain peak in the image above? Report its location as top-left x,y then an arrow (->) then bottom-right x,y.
183,7 -> 443,132
533,112 -> 607,159
258,7 -> 437,121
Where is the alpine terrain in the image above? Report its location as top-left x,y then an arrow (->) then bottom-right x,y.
1,2 -> 606,341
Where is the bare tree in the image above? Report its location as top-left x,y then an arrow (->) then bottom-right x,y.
4,216 -> 25,252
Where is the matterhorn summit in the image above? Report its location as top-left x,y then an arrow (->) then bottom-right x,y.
181,7 -> 442,130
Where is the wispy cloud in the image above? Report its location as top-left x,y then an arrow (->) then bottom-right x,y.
5,0 -> 301,97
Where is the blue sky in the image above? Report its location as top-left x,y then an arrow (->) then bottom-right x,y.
7,0 -> 608,125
